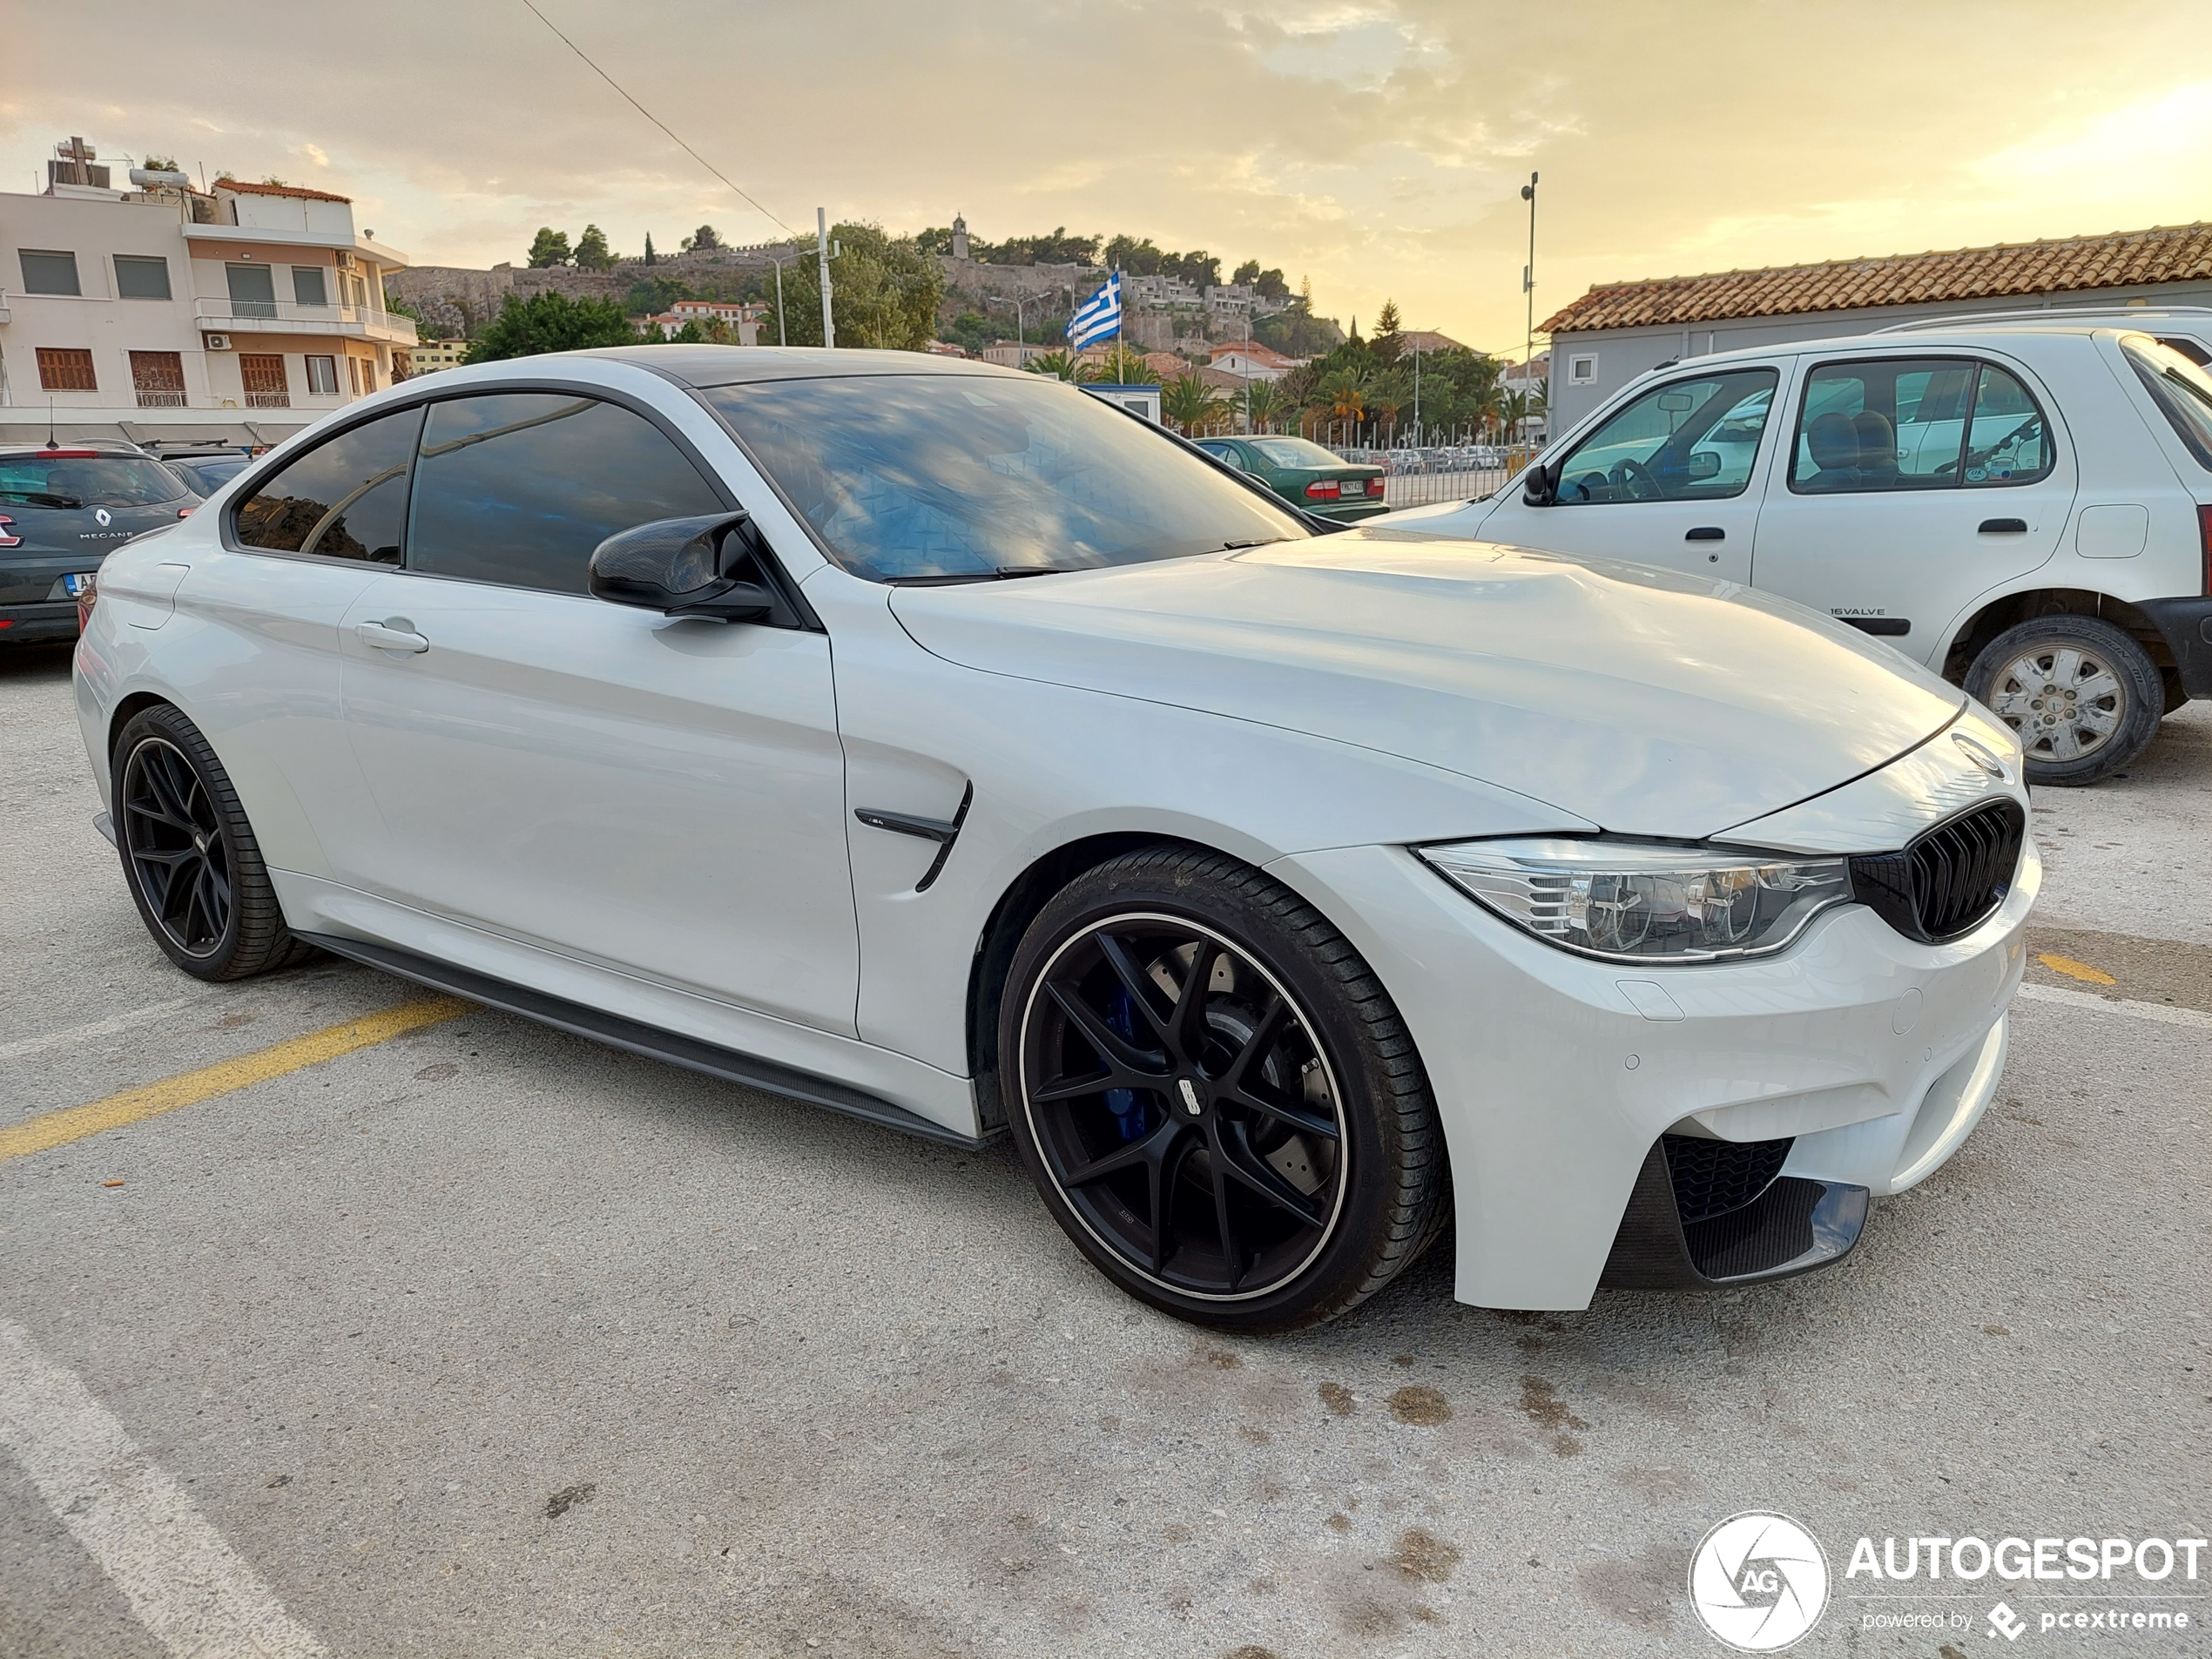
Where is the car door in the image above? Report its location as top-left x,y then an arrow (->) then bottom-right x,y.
168,408 -> 424,882
1748,353 -> 2076,667
1476,364 -> 1784,582
336,387 -> 859,1035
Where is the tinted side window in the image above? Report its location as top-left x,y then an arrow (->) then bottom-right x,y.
406,395 -> 725,594
1789,357 -> 2052,493
1554,368 -> 1777,504
234,406 -> 424,562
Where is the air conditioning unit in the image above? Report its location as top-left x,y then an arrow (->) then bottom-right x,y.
202,332 -> 233,351
334,251 -> 358,273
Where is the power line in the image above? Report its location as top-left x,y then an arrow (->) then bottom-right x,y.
518,0 -> 799,241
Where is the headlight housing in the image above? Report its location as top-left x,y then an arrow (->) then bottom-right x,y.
1418,838 -> 1852,964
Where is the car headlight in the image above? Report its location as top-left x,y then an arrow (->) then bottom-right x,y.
1417,838 -> 1852,964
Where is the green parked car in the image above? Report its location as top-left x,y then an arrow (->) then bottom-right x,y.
1191,435 -> 1389,523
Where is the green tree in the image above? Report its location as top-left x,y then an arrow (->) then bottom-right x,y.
681,224 -> 724,253
642,232 -> 657,266
775,222 -> 942,350
942,311 -> 991,354
1080,342 -> 1156,384
1022,349 -> 1082,382
1372,299 -> 1404,366
141,153 -> 181,172
465,291 -> 636,363
1161,370 -> 1228,436
624,274 -> 694,317
1102,234 -> 1164,276
525,226 -> 571,268
1253,267 -> 1290,304
1231,259 -> 1261,287
1237,377 -> 1285,433
573,224 -> 614,271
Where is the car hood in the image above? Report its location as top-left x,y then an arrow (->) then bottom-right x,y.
888,532 -> 1967,839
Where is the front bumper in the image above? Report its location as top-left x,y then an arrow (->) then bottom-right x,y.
1271,836 -> 2037,1310
2141,593 -> 2212,698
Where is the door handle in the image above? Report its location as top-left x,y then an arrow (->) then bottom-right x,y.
355,619 -> 429,653
1978,517 -> 2027,534
1684,526 -> 1725,541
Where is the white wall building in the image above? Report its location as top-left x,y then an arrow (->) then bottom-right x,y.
0,141 -> 415,446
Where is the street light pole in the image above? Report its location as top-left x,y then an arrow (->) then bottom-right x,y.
816,207 -> 835,350
1519,172 -> 1539,443
765,250 -> 803,347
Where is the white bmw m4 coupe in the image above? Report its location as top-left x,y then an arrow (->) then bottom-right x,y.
72,347 -> 2035,1332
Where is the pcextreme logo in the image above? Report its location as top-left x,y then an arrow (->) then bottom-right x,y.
1689,1512 -> 1831,1651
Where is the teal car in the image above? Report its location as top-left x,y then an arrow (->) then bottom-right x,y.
1192,435 -> 1389,522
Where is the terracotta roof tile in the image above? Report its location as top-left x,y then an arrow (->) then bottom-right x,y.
213,177 -> 354,204
1541,223 -> 2212,334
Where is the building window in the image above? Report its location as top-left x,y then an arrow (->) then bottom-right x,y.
293,266 -> 329,308
239,354 -> 291,408
226,263 -> 279,320
130,351 -> 187,408
114,254 -> 173,301
1568,354 -> 1597,385
347,356 -> 362,397
37,347 -> 98,392
19,251 -> 82,296
305,354 -> 340,396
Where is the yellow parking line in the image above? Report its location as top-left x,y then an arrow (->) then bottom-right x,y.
0,996 -> 472,1164
2037,953 -> 2117,986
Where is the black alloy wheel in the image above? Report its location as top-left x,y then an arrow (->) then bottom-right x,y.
122,735 -> 233,957
1002,847 -> 1448,1332
112,704 -> 311,981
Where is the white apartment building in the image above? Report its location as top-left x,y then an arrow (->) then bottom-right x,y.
0,140 -> 415,446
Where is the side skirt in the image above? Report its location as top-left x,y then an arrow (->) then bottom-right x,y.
298,930 -> 995,1150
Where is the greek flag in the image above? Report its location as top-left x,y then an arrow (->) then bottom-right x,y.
1066,273 -> 1122,351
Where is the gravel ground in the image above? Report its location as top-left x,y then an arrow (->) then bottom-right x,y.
3,640 -> 2206,1658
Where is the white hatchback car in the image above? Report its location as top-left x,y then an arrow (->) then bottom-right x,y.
75,348 -> 2035,1331
1392,315 -> 2212,784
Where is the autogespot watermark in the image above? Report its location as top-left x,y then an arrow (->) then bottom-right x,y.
1689,1516 -> 2205,1649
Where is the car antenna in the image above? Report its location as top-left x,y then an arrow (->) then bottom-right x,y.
45,399 -> 57,450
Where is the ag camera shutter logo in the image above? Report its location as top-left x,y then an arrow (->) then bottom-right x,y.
1689,1512 -> 1831,1651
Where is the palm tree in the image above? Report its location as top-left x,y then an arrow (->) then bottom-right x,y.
1239,378 -> 1285,434
1079,342 -> 1154,384
1022,349 -> 1082,382
1161,370 -> 1228,436
1318,368 -> 1369,444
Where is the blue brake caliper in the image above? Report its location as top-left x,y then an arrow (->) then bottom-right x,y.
1103,984 -> 1150,1143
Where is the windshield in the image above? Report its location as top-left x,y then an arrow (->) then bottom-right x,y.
702,374 -> 1308,581
172,457 -> 247,493
2121,334 -> 2212,471
0,455 -> 190,509
1250,437 -> 1345,469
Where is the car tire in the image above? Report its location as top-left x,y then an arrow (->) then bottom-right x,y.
111,704 -> 314,981
999,845 -> 1448,1332
1965,616 -> 2162,786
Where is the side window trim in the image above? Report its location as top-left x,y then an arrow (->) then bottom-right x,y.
1784,353 -> 2056,496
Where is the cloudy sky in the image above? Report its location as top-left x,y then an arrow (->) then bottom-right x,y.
8,0 -> 2209,354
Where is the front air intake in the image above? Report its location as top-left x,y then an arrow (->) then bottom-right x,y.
1849,799 -> 2026,944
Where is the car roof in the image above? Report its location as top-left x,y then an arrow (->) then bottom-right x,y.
1662,317 -> 2192,378
577,343 -> 1035,390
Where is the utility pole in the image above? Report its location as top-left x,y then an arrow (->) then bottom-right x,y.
816,208 -> 835,349
1520,172 -> 1539,442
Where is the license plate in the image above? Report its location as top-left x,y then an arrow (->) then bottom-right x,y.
1339,479 -> 1365,496
62,573 -> 96,597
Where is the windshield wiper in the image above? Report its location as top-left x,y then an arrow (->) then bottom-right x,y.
0,490 -> 82,509
1214,537 -> 1285,551
884,565 -> 1083,586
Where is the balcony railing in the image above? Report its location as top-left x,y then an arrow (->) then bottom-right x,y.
245,391 -> 293,408
193,297 -> 418,343
135,391 -> 188,408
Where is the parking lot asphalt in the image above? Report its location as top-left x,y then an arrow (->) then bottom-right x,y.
3,637 -> 2207,1659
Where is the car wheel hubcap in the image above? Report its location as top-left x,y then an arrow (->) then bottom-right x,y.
1018,913 -> 1348,1301
1986,646 -> 2124,763
121,737 -> 233,957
